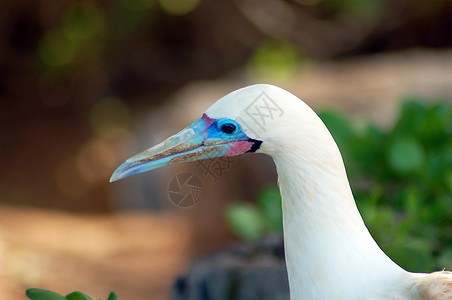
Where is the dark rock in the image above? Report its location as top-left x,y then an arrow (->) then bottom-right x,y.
172,236 -> 289,300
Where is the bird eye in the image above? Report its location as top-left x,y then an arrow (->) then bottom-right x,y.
220,123 -> 236,134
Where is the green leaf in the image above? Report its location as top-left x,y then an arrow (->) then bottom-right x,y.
423,103 -> 450,143
437,247 -> 452,270
66,291 -> 95,300
387,136 -> 425,174
403,187 -> 422,221
257,186 -> 283,233
318,110 -> 354,149
393,100 -> 426,137
26,288 -> 67,300
107,292 -> 118,300
225,202 -> 266,241
386,238 -> 434,272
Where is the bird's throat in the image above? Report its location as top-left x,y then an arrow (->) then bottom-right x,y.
273,144 -> 406,299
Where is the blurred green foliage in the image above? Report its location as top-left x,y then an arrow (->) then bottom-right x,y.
26,288 -> 117,300
225,187 -> 283,242
246,39 -> 302,82
39,1 -> 106,69
158,0 -> 201,15
320,0 -> 384,22
226,98 -> 452,272
37,0 -> 201,72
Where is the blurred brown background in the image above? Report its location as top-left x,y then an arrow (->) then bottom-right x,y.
1,0 -> 452,299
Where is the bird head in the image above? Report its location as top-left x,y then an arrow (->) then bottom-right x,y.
110,84 -> 313,182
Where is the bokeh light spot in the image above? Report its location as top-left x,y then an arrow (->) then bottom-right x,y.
120,0 -> 156,11
90,97 -> 130,138
56,159 -> 90,198
247,39 -> 301,82
62,1 -> 106,41
39,29 -> 75,67
76,131 -> 137,184
77,138 -> 117,183
158,0 -> 200,15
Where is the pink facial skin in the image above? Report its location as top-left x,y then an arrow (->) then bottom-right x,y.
202,113 -> 214,127
225,140 -> 254,156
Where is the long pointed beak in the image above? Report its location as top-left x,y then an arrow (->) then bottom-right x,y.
110,114 -> 257,182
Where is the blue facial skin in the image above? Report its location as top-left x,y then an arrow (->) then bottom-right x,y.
207,118 -> 248,142
110,116 -> 252,182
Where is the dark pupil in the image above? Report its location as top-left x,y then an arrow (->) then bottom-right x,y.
221,123 -> 236,134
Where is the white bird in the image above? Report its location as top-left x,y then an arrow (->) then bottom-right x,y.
111,84 -> 452,299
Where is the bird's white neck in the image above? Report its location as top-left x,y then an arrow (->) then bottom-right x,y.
272,128 -> 410,299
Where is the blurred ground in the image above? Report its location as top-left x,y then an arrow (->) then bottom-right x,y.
0,205 -> 193,300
